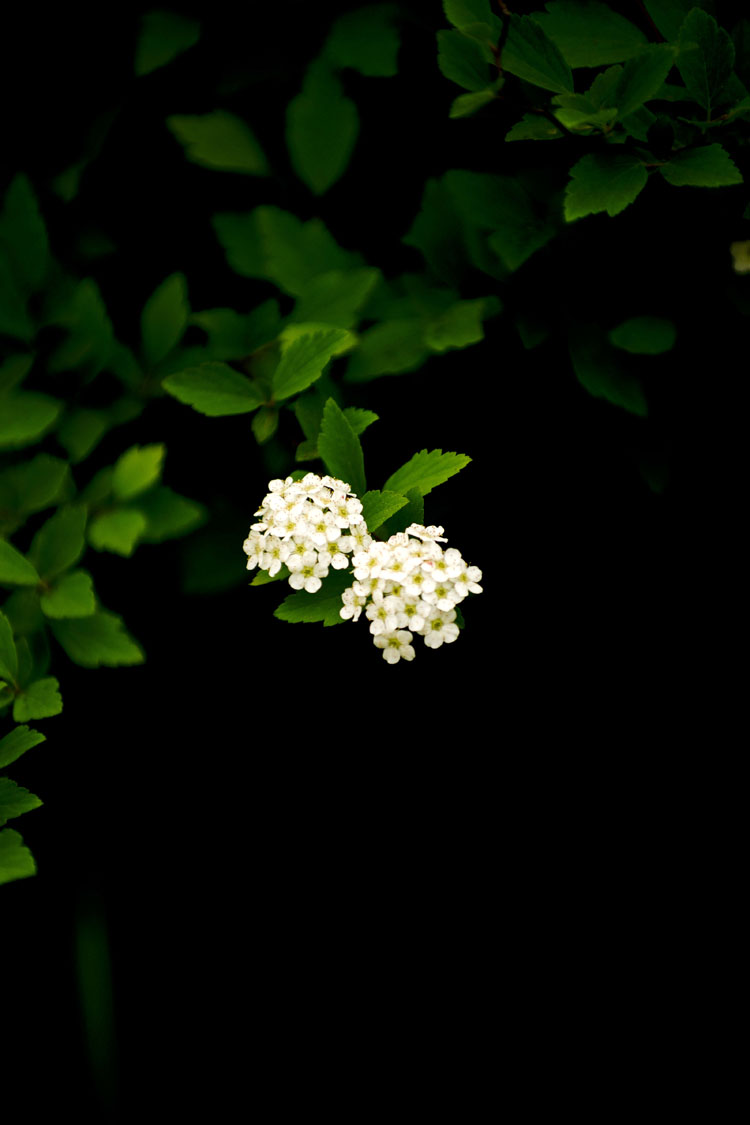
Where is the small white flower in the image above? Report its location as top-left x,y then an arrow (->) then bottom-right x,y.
422,609 -> 460,649
373,630 -> 415,664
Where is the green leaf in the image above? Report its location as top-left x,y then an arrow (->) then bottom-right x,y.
505,112 -> 563,140
0,725 -> 46,770
191,300 -> 281,361
612,45 -> 677,120
503,14 -> 574,94
659,142 -> 742,186
383,449 -> 471,497
550,91 -> 619,131
0,392 -> 63,450
135,9 -> 200,76
449,88 -> 498,118
0,454 -> 70,527
443,0 -> 501,34
324,4 -> 401,76
445,169 -> 555,272
568,324 -> 647,415
609,316 -> 677,354
274,568 -> 353,626
317,398 -> 366,495
213,206 -> 358,294
564,152 -> 648,221
0,353 -> 33,396
112,444 -> 166,502
360,489 -> 408,532
29,504 -> 87,581
0,610 -> 18,682
272,328 -> 353,402
0,828 -> 36,885
286,59 -> 359,195
402,178 -> 467,285
424,297 -> 499,351
51,611 -> 144,668
0,778 -> 43,827
534,1 -> 647,68
344,319 -> 429,382
251,406 -> 279,445
379,487 -> 424,537
40,569 -> 96,618
166,111 -> 269,175
0,540 -> 40,587
644,1 -> 715,44
675,8 -> 734,116
1,589 -> 43,638
141,273 -> 189,369
342,407 -> 379,436
163,362 -> 264,416
135,486 -> 205,542
250,565 -> 289,586
56,408 -> 110,463
46,278 -> 115,376
88,509 -> 148,556
0,250 -> 33,341
289,268 -> 381,329
437,29 -> 494,92
12,677 -> 62,722
0,174 -> 50,292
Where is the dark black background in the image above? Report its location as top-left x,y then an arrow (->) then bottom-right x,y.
2,1 -> 741,1116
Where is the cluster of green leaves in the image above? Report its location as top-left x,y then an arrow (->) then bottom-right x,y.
434,0 -> 747,416
0,170 -> 208,885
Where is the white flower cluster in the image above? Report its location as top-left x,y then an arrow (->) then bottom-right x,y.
340,523 -> 483,664
243,473 -> 367,593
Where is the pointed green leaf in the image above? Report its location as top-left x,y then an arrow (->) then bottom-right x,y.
506,112 -> 563,140
612,45 -> 677,120
609,316 -> 677,354
424,297 -> 500,351
135,9 -> 200,76
449,87 -> 498,118
0,353 -> 33,396
210,212 -> 266,279
564,152 -> 648,221
286,59 -> 359,195
166,111 -> 269,175
443,0 -> 501,34
274,568 -> 353,626
0,174 -> 50,292
251,407 -> 279,445
569,325 -> 647,415
0,828 -> 36,884
324,4 -> 401,76
342,407 -> 379,436
0,392 -> 63,450
360,489 -> 408,532
0,610 -> 18,682
383,449 -> 471,497
141,273 -> 189,368
112,444 -> 166,501
0,779 -> 43,826
0,455 -> 70,525
289,268 -> 381,329
272,328 -> 353,401
191,300 -> 281,361
503,14 -> 574,94
344,319 -> 429,382
56,408 -> 111,463
0,540 -> 40,587
437,29 -> 494,92
135,486 -> 206,542
40,569 -> 96,618
30,504 -> 87,580
0,725 -> 46,770
46,278 -> 115,376
659,142 -> 742,186
534,1 -> 647,68
643,1 -> 714,44
51,611 -> 144,668
675,8 -> 733,115
88,509 -> 148,556
12,677 -> 62,722
163,362 -> 264,415
317,398 -> 366,496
